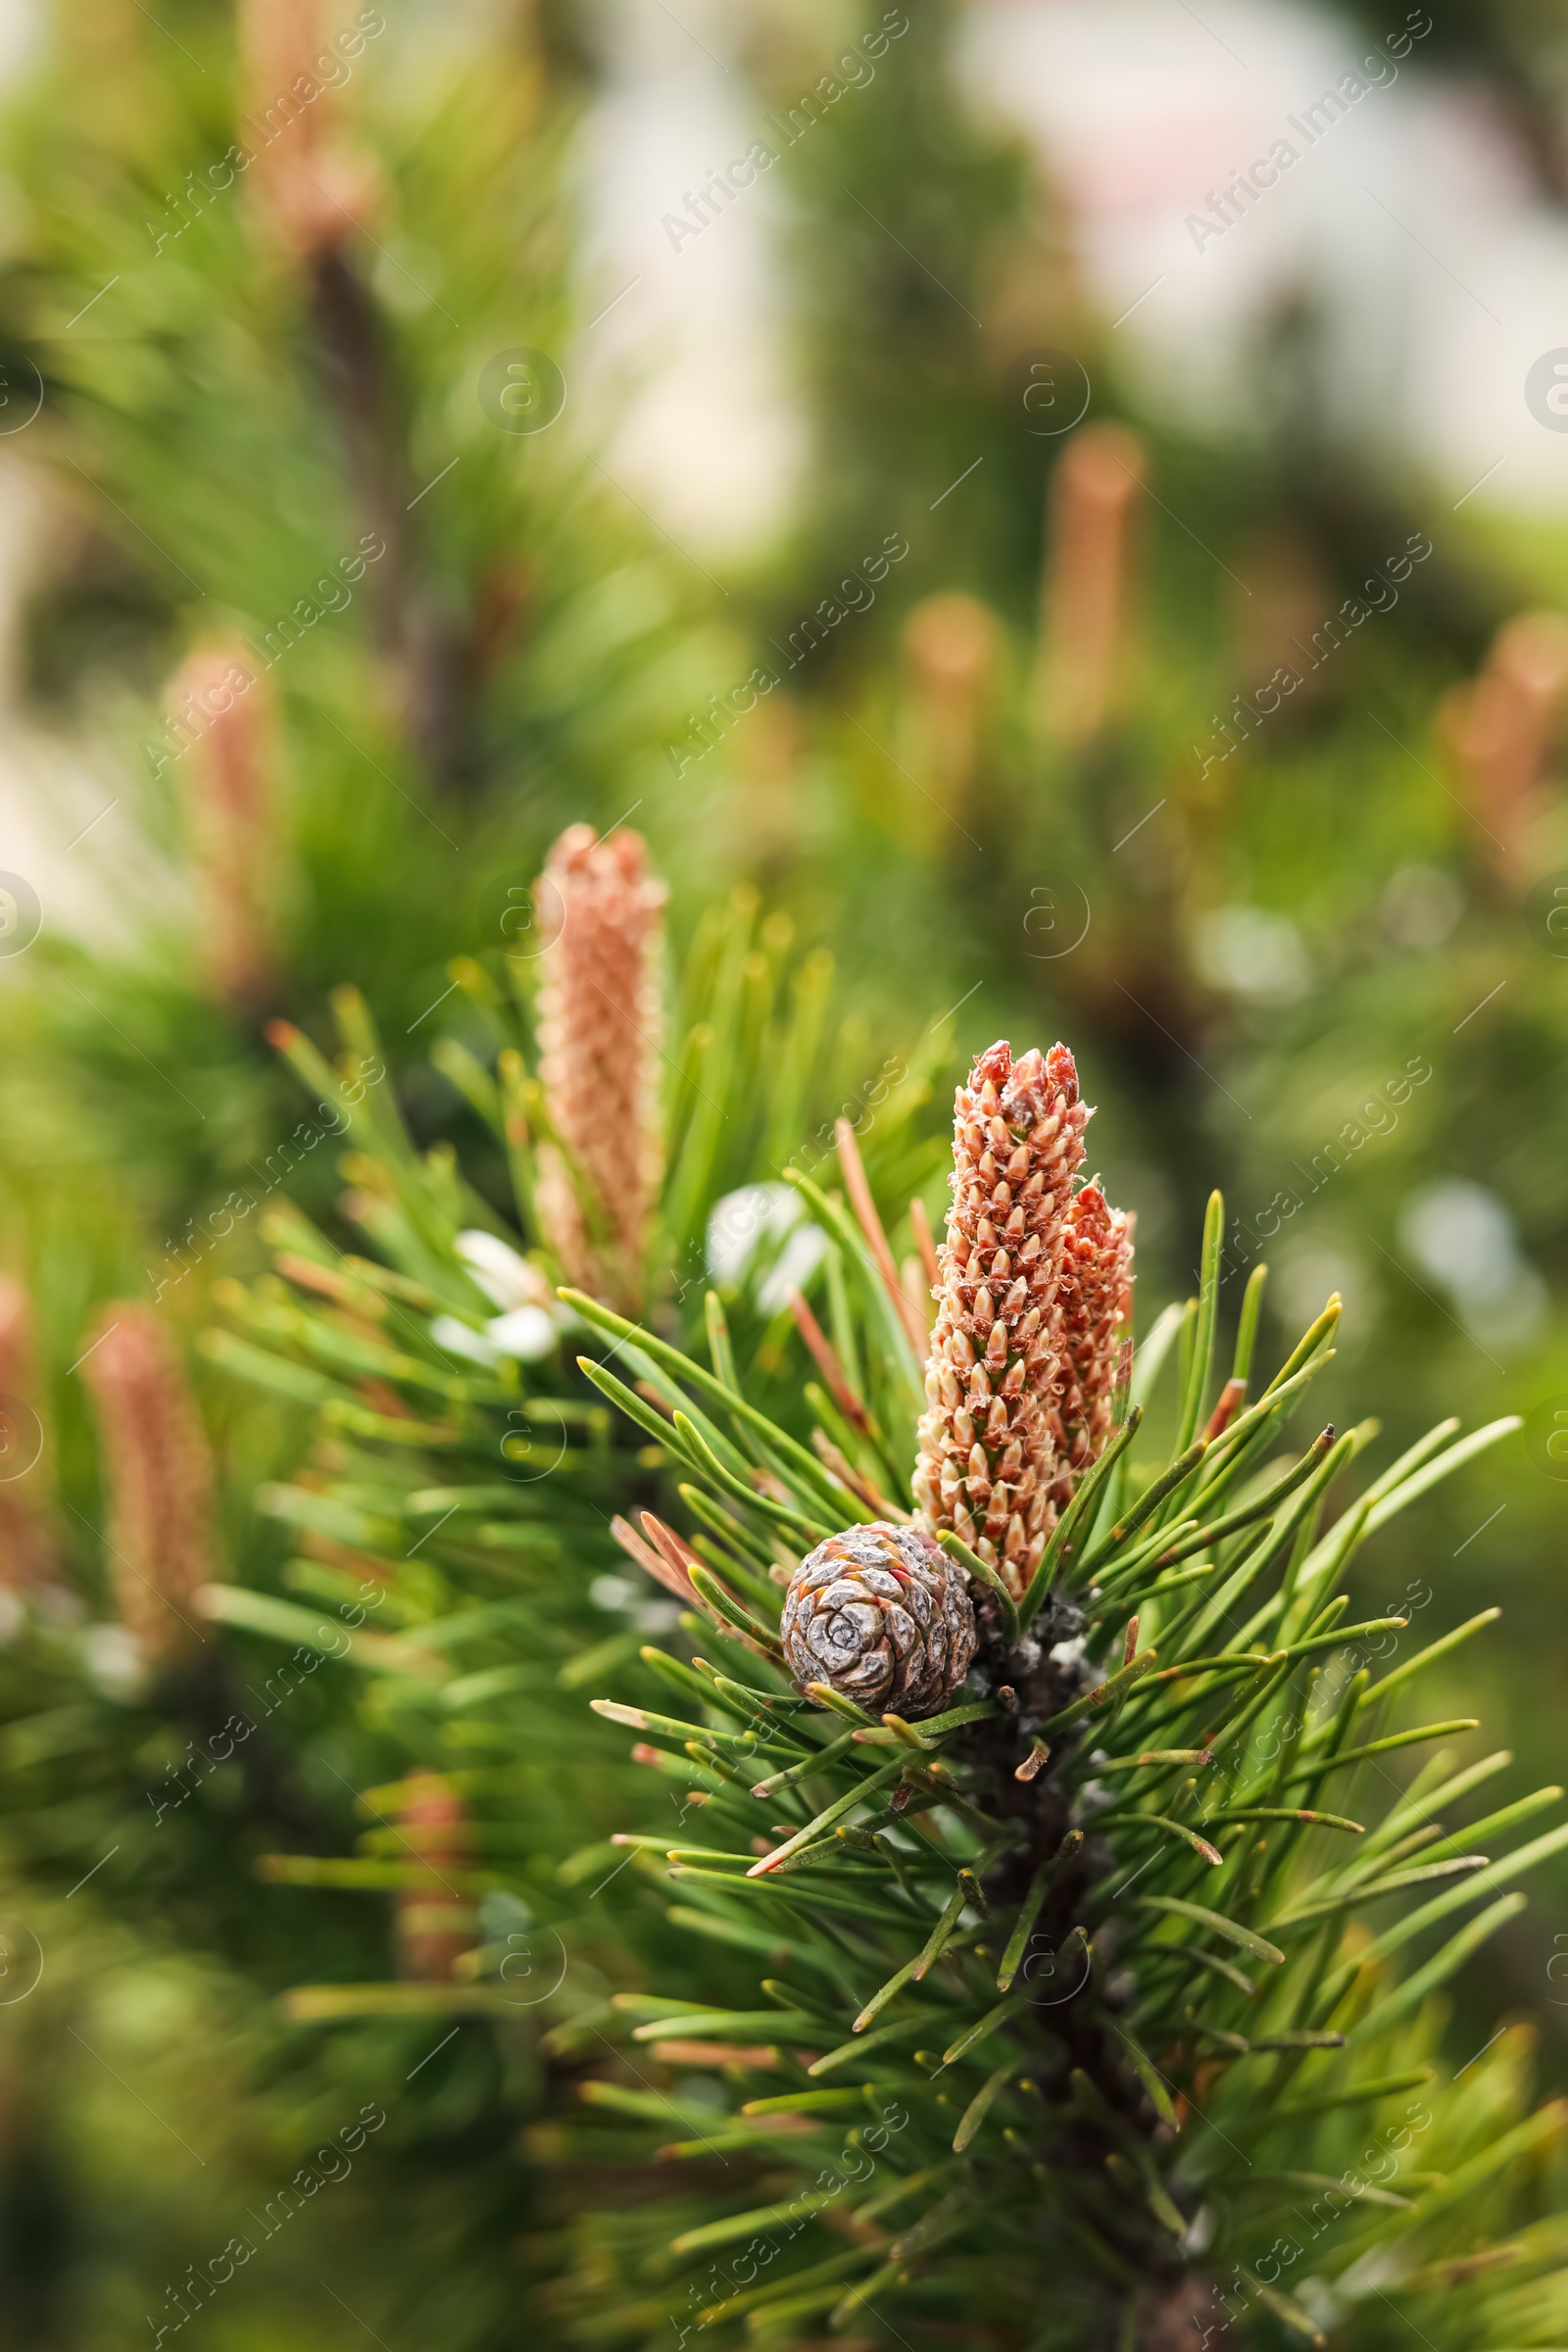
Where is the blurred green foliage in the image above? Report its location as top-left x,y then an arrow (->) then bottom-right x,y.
3,0 -> 1568,2340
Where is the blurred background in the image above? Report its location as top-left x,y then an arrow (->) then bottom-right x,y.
3,0 -> 1568,2341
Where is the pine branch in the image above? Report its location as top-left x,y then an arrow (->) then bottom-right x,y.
551,1039 -> 1564,2348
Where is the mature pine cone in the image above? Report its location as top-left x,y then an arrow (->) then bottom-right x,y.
780,1522 -> 977,1719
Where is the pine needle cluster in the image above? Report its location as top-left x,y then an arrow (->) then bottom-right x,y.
194,839 -> 949,1995
211,995 -> 1568,2350
529,1085 -> 1566,2352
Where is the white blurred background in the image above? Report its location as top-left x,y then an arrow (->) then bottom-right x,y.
573,0 -> 1568,555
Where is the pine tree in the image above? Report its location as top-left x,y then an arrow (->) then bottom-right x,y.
3,10 -> 1568,2342
0,813 -> 948,1924
199,987 -> 1568,2349
11,824 -> 943,2341
197,822 -> 953,1963
0,814 -> 949,2341
522,1032 -> 1568,2351
0,0 -> 729,1258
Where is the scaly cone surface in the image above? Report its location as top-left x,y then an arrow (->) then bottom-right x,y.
79,1306 -> 216,1666
1046,1178 -> 1135,1520
532,824 -> 667,1314
912,1040 -> 1088,1598
779,1521 -> 977,1718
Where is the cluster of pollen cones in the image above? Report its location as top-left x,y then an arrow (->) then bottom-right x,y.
913,1041 -> 1133,1602
532,823 -> 666,1315
0,1273 -> 220,1678
21,810 -> 669,1660
79,1306 -> 217,1664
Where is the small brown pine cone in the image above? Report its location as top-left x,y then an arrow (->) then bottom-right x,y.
79,1306 -> 215,1666
1045,1180 -> 1135,1515
395,1773 -> 476,1984
780,1523 -> 976,1719
533,823 -> 666,1313
913,1041 -> 1090,1601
